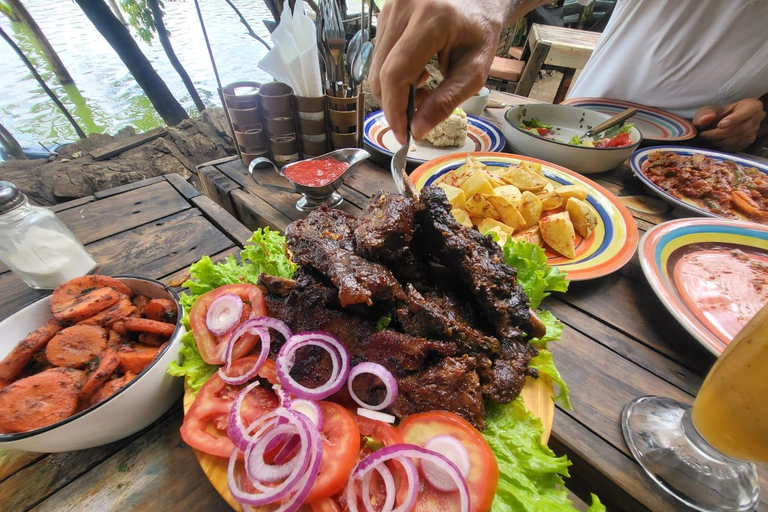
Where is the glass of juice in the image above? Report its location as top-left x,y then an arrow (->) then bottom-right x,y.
622,303 -> 768,512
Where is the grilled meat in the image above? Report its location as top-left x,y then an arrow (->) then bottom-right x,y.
417,186 -> 533,339
286,207 -> 405,307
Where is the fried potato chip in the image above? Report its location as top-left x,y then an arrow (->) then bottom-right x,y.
466,193 -> 500,221
540,182 -> 556,194
519,191 -> 543,229
566,197 -> 599,238
461,173 -> 495,199
438,165 -> 473,188
512,225 -> 542,246
477,217 -> 516,236
537,191 -> 564,211
485,194 -> 525,231
438,183 -> 466,209
451,208 -> 473,228
556,185 -> 590,201
540,212 -> 576,259
521,161 -> 543,176
493,185 -> 523,209
501,165 -> 548,191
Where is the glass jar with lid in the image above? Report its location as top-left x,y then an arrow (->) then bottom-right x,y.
0,181 -> 97,289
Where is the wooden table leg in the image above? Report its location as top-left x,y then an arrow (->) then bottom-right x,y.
553,67 -> 576,104
514,41 -> 550,97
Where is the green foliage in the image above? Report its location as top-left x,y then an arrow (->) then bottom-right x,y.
120,0 -> 167,44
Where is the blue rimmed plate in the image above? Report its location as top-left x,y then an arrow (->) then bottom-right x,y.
561,98 -> 697,142
630,146 -> 768,221
363,110 -> 505,164
640,218 -> 768,355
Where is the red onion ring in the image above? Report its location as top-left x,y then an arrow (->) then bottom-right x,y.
356,408 -> 396,424
219,317 -> 292,385
362,464 -> 396,512
347,362 -> 398,411
276,332 -> 350,400
206,293 -> 243,336
245,423 -> 302,484
227,381 -> 269,452
421,435 -> 471,492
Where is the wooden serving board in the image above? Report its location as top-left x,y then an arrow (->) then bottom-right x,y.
183,376 -> 555,511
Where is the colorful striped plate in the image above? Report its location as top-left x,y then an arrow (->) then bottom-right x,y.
410,152 -> 639,281
561,98 -> 697,142
630,146 -> 768,220
640,218 -> 768,355
363,110 -> 505,164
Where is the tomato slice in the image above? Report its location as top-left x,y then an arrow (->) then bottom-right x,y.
605,132 -> 631,148
398,411 -> 499,512
181,357 -> 278,458
189,284 -> 266,364
536,127 -> 550,136
305,402 -> 361,503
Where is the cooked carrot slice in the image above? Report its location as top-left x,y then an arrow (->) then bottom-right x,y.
107,329 -> 126,350
89,372 -> 136,406
132,295 -> 150,316
0,368 -> 85,433
52,287 -> 120,323
123,317 -> 176,337
78,298 -> 137,328
143,299 -> 178,324
46,325 -> 107,369
50,275 -> 132,313
137,333 -> 167,347
111,320 -> 128,336
117,344 -> 160,375
0,318 -> 62,381
80,349 -> 120,399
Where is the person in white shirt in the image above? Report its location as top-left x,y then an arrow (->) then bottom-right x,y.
370,0 -> 767,153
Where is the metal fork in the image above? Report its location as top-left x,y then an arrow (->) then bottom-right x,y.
390,84 -> 418,199
324,0 -> 346,95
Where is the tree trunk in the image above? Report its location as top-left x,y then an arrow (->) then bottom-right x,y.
107,0 -> 127,25
0,122 -> 27,160
0,25 -> 87,139
75,0 -> 188,126
7,0 -> 73,84
0,1 -> 20,21
147,0 -> 205,113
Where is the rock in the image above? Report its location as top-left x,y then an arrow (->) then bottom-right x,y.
0,108 -> 236,206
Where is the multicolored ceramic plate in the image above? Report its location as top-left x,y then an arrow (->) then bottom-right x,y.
561,98 -> 697,142
639,218 -> 768,355
410,152 -> 639,281
630,146 -> 768,221
363,111 -> 505,164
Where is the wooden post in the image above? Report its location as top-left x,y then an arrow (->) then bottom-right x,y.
6,0 -> 73,85
0,121 -> 27,160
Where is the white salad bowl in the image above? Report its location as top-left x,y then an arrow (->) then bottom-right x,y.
503,103 -> 642,174
459,86 -> 491,116
0,276 -> 184,452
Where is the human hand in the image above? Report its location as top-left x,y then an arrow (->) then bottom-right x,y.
369,0 -> 512,143
693,99 -> 767,152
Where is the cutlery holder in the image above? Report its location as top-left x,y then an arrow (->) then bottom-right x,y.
223,81 -> 268,166
326,93 -> 365,149
259,82 -> 301,165
294,95 -> 329,157
234,126 -> 267,153
223,81 -> 261,109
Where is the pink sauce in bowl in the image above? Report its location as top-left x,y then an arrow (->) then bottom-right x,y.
284,158 -> 350,188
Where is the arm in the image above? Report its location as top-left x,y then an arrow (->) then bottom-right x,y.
692,96 -> 768,153
369,0 -> 551,143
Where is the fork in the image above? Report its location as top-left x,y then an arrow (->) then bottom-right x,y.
390,84 -> 418,199
323,0 -> 346,95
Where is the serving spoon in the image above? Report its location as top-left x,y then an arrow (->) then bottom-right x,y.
579,107 -> 638,142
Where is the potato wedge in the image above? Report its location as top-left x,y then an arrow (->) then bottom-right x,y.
537,191 -> 564,211
466,155 -> 487,173
485,194 -> 526,231
482,169 -> 506,187
512,225 -> 542,246
466,193 -> 500,222
540,212 -> 576,259
493,185 -> 523,209
477,217 -> 516,236
451,208 -> 473,228
501,165 -> 548,191
519,191 -> 543,229
556,185 -> 590,202
540,182 -> 556,194
521,161 -> 543,176
566,197 -> 599,238
438,165 -> 473,188
438,183 -> 467,209
461,173 -> 495,199
486,226 -> 509,247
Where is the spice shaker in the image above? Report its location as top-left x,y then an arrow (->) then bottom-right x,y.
0,181 -> 97,289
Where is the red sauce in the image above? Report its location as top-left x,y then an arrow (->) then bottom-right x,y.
284,159 -> 349,187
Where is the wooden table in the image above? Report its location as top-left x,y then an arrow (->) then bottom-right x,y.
198,89 -> 768,512
515,24 -> 600,103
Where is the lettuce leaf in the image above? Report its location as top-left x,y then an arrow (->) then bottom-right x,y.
484,399 -> 604,512
529,349 -> 571,409
502,240 -> 568,309
166,228 -> 297,391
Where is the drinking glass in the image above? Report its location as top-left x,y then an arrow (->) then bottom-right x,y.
622,303 -> 768,512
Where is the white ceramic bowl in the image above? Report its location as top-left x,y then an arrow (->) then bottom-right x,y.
459,87 -> 490,116
0,276 -> 184,452
503,103 -> 642,174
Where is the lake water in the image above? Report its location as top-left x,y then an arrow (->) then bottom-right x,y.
0,0 -> 364,153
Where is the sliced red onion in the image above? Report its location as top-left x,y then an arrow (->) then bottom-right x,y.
348,362 -> 398,411
272,433 -> 300,466
220,325 -> 270,385
276,332 -> 350,400
227,381 -> 270,452
206,293 -> 243,336
357,408 -> 396,424
291,399 -> 323,429
421,435 -> 471,492
274,384 -> 292,407
245,423 -> 301,484
362,464 -> 396,512
346,447 -> 420,512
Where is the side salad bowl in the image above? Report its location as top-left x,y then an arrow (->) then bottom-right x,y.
503,103 -> 642,174
0,276 -> 184,452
